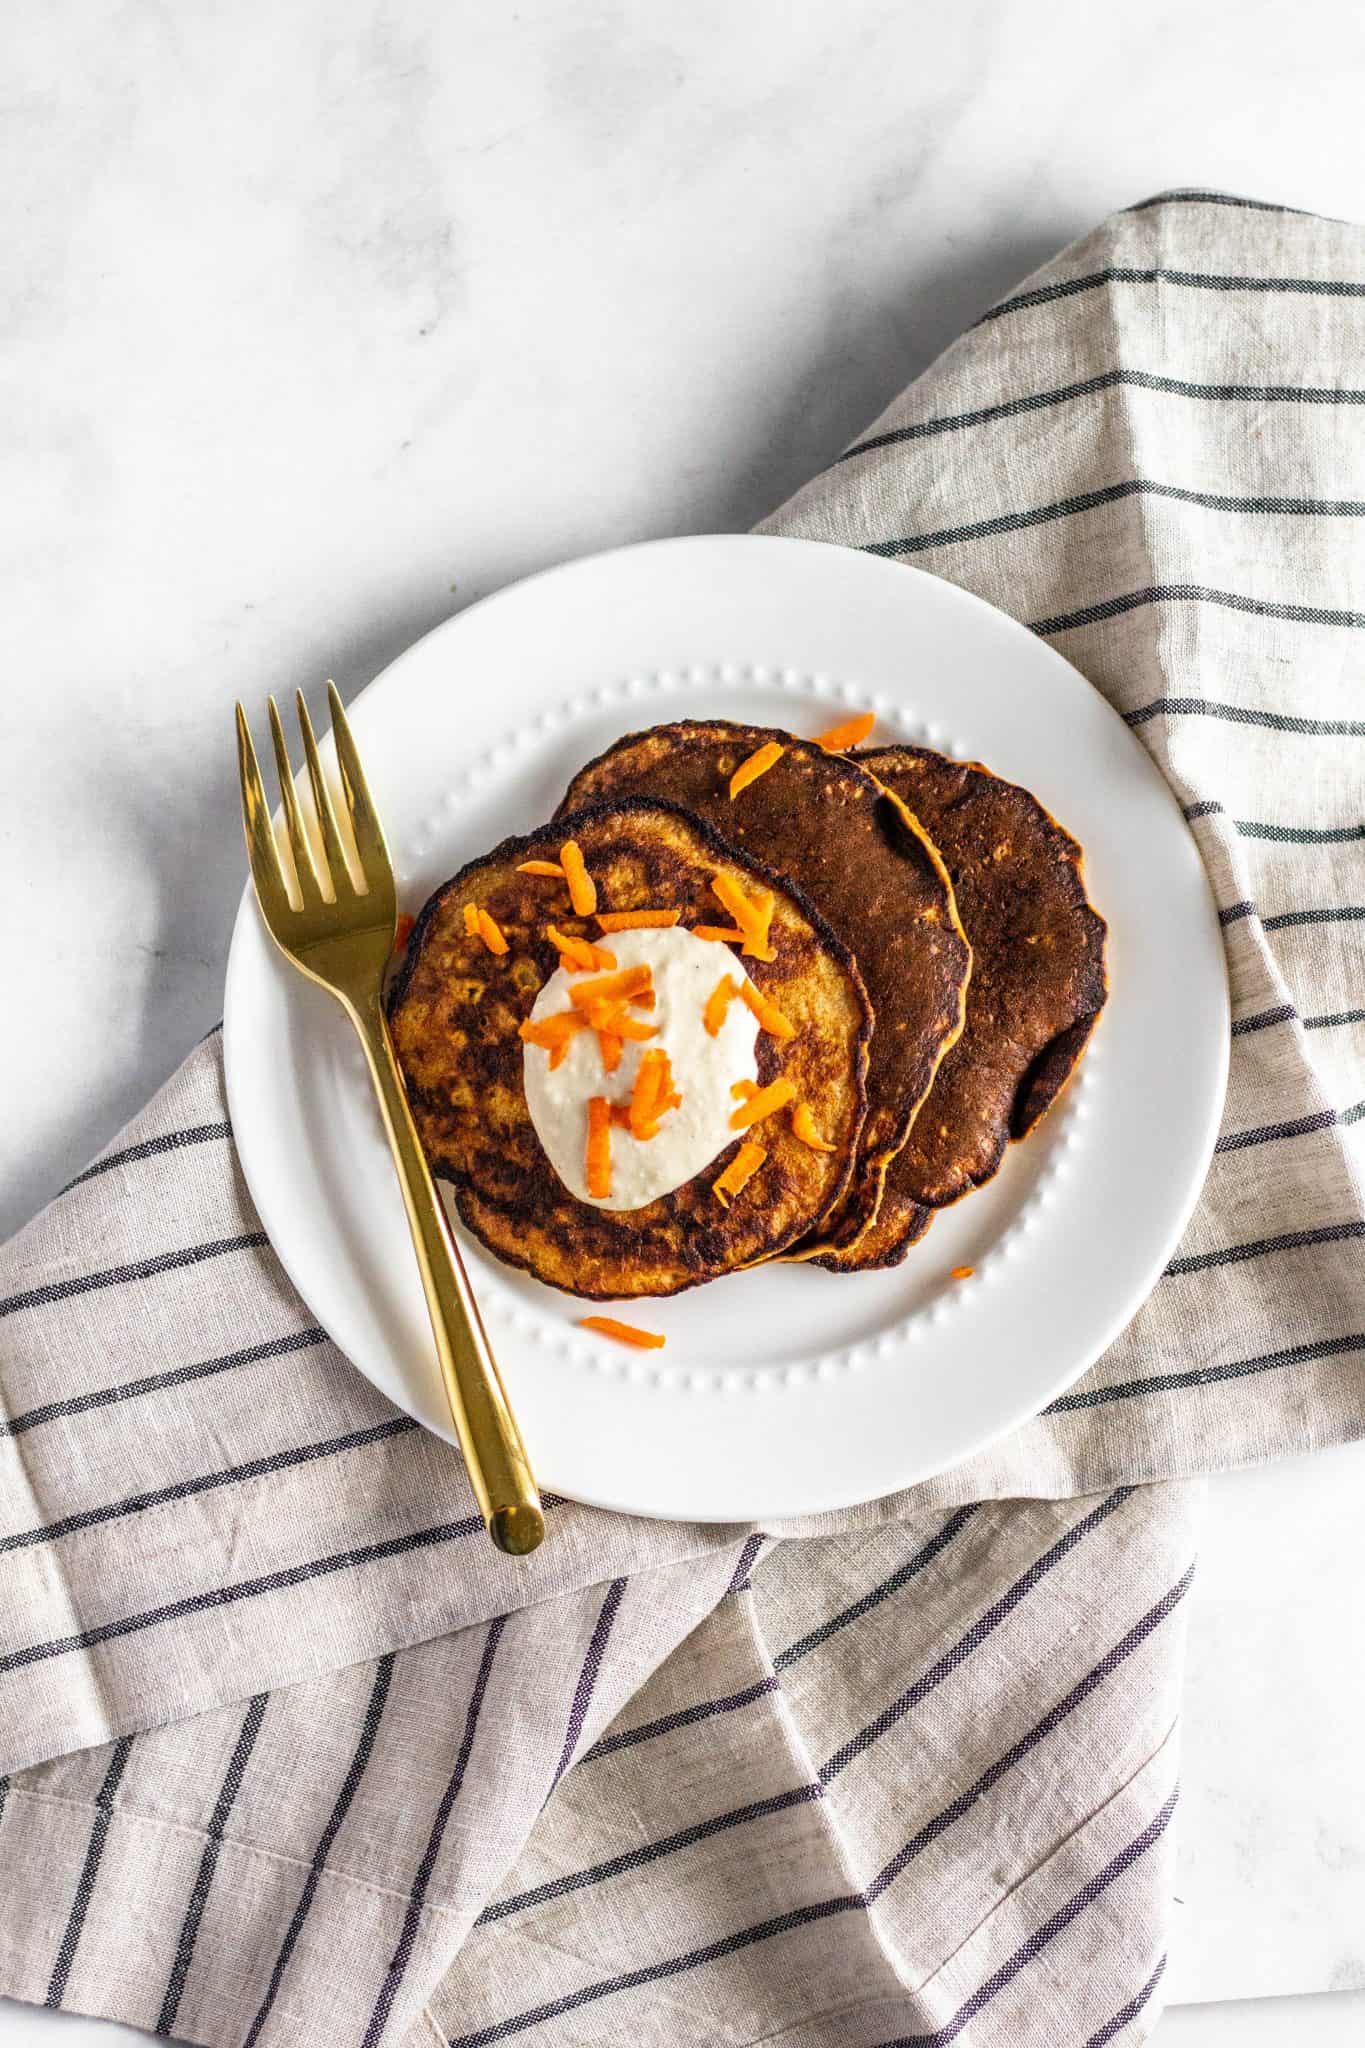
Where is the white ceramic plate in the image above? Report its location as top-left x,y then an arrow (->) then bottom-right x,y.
224,535 -> 1228,1522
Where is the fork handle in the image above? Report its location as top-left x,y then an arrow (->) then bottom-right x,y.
348,991 -> 545,1556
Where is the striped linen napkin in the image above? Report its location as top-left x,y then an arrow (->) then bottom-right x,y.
1,190 -> 1362,2048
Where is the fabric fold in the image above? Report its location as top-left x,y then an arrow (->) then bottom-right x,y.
426,1483 -> 1197,2048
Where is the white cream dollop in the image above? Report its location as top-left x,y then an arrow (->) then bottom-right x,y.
522,927 -> 760,1211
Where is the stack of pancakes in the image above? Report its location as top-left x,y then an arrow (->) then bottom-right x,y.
389,716 -> 1107,1298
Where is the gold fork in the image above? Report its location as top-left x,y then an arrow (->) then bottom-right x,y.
235,683 -> 545,1556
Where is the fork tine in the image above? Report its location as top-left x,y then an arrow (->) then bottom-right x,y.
327,680 -> 394,891
267,696 -> 323,906
235,705 -> 293,926
296,690 -> 355,896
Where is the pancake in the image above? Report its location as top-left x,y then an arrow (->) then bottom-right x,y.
559,721 -> 970,1264
845,745 -> 1109,1267
388,797 -> 872,1299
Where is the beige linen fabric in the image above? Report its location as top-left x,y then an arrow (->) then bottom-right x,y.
0,191 -> 1362,2045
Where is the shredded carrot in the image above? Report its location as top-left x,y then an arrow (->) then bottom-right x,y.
710,873 -> 757,930
713,1141 -> 766,1207
517,859 -> 567,878
463,902 -> 480,936
586,1097 -> 612,1198
815,710 -> 876,751
710,874 -> 776,962
568,965 -> 653,1012
551,968 -> 659,1071
791,1102 -> 836,1152
393,912 -> 415,950
693,924 -> 747,944
628,1049 -> 681,1139
598,1032 -> 624,1073
560,840 -> 597,917
579,1316 -> 666,1350
704,974 -> 739,1036
747,905 -> 775,961
743,893 -> 775,960
730,1076 -> 797,1131
519,1012 -> 586,1069
629,1052 -> 662,1138
519,1013 -> 581,1047
650,1051 -> 682,1126
581,1000 -> 657,1044
729,740 -> 785,799
546,925 -> 617,972
595,909 -> 681,931
731,1079 -> 759,1100
545,926 -> 595,972
476,908 -> 509,956
567,980 -> 659,1071
741,981 -> 796,1040
951,1264 -> 976,1281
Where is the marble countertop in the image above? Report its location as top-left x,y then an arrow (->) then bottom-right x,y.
5,1 -> 1365,2039
11,1992 -> 1365,2048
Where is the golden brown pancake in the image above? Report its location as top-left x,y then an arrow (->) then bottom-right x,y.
388,797 -> 872,1299
559,721 -> 970,1264
847,745 -> 1109,1267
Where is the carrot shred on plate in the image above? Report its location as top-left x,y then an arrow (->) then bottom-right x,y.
951,1264 -> 976,1281
586,1097 -> 612,1197
692,924 -> 747,944
729,1075 -> 797,1131
393,912 -> 415,950
560,840 -> 597,917
704,974 -> 739,1036
710,874 -> 776,962
595,909 -> 681,931
568,965 -> 653,1012
731,1078 -> 759,1100
791,1101 -> 836,1152
814,710 -> 876,751
728,741 -> 785,800
741,981 -> 796,1040
579,1315 -> 666,1350
713,1141 -> 766,1207
546,924 -> 616,972
476,908 -> 509,956
517,859 -> 567,878
463,902 -> 480,936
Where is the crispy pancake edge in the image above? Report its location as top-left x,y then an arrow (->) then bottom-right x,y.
838,745 -> 1109,1267
802,779 -> 971,1273
387,795 -> 873,1297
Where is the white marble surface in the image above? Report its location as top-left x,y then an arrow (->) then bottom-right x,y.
1168,1445 -> 1365,2007
5,1 -> 1365,2041
10,1990 -> 1365,2048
